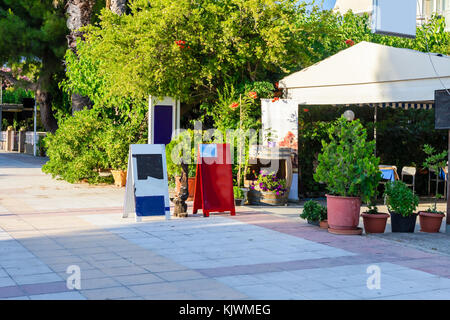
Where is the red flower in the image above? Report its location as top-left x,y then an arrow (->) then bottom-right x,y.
345,39 -> 355,46
175,40 -> 187,49
272,97 -> 280,103
274,82 -> 279,89
248,91 -> 257,99
303,108 -> 309,112
229,102 -> 239,109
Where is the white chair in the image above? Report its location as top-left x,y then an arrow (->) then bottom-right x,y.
401,166 -> 416,194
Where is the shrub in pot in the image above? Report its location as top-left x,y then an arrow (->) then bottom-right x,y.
384,181 -> 419,232
300,200 -> 326,226
361,203 -> 389,234
234,186 -> 245,206
419,145 -> 446,232
314,116 -> 381,234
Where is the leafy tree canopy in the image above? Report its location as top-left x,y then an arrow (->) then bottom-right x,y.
64,2 -> 450,117
63,0 -> 344,109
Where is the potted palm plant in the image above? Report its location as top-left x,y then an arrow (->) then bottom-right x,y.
300,200 -> 326,226
384,181 -> 419,232
361,202 -> 389,234
419,144 -> 447,233
314,116 -> 381,235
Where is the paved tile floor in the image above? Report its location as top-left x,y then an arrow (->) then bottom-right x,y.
0,151 -> 449,300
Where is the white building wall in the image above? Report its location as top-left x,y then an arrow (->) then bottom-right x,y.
334,0 -> 450,31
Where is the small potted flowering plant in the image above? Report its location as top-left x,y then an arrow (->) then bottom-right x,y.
248,171 -> 288,205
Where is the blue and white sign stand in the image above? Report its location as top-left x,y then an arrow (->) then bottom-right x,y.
123,144 -> 171,222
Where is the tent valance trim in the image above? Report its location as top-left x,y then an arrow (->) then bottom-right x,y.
331,102 -> 435,110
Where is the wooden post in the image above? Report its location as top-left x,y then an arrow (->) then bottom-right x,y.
447,129 -> 450,224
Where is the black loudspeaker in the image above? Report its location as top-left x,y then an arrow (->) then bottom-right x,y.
22,97 -> 35,109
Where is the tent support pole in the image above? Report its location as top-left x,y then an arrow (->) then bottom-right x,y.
374,104 -> 377,157
447,129 -> 450,225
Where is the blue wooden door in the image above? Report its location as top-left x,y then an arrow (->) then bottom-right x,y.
154,105 -> 173,145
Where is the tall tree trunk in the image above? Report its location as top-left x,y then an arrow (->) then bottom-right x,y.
66,0 -> 95,113
0,54 -> 59,133
108,0 -> 127,15
37,52 -> 63,133
35,90 -> 58,134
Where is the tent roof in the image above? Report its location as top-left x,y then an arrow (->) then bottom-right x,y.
333,0 -> 372,15
279,41 -> 450,105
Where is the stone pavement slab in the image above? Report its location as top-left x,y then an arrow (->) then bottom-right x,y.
1,151 -> 450,300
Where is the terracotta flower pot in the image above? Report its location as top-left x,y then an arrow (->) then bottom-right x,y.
326,194 -> 361,234
361,212 -> 389,234
175,177 -> 196,201
111,170 -> 127,187
319,220 -> 328,229
419,211 -> 444,233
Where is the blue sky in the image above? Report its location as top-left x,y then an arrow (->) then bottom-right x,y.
322,0 -> 336,10
301,0 -> 336,10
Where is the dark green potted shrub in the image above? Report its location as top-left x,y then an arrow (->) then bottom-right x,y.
361,202 -> 389,234
419,144 -> 446,232
384,181 -> 419,232
233,186 -> 245,206
300,200 -> 326,226
314,116 -> 381,235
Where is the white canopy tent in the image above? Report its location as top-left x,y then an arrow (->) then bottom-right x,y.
279,41 -> 450,106
277,41 -> 450,225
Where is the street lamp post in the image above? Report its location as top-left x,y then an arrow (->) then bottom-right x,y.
343,110 -> 355,121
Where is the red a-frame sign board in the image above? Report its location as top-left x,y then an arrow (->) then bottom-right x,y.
192,143 -> 235,217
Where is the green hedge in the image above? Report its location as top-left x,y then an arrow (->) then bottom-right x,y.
42,109 -> 145,183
